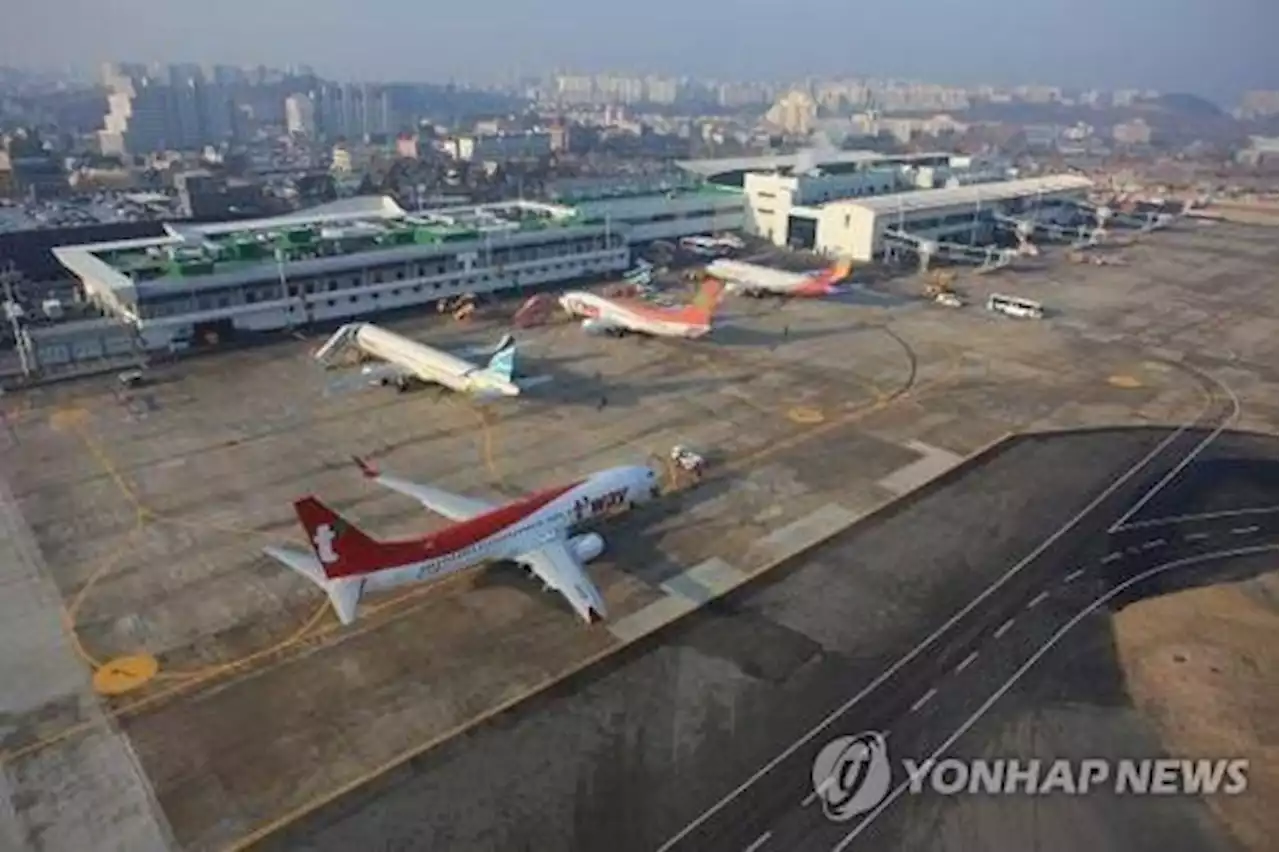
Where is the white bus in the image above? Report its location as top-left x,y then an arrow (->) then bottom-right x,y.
987,293 -> 1044,319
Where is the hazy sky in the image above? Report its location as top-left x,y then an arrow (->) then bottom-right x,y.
6,0 -> 1277,100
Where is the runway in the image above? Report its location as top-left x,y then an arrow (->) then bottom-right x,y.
659,404 -> 1278,852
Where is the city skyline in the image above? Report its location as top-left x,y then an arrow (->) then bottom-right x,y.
3,0 -> 1276,102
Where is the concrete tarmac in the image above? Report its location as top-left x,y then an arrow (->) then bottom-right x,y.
257,425 -> 1277,852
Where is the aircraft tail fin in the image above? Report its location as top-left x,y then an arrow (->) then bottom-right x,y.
687,277 -> 727,321
482,342 -> 517,383
294,496 -> 387,580
262,544 -> 364,624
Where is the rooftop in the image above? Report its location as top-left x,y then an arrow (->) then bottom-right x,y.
52,195 -> 589,291
675,150 -> 955,179
545,177 -> 739,204
834,174 -> 1095,215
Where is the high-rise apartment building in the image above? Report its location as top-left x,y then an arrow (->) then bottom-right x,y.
765,90 -> 818,136
285,93 -> 317,136
313,83 -> 392,140
97,63 -> 235,155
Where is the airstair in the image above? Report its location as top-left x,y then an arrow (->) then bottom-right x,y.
313,323 -> 360,364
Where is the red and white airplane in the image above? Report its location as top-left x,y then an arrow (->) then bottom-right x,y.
264,458 -> 661,625
558,278 -> 726,338
705,257 -> 852,298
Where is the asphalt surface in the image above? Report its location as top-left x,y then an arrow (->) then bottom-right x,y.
255,388 -> 1276,852
752,428 -> 1278,852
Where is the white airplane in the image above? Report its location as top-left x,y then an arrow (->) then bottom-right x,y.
680,235 -> 744,256
315,322 -> 521,399
558,277 -> 726,339
263,458 -> 662,625
706,257 -> 852,298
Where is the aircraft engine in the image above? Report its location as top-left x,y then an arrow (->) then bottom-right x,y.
581,318 -> 614,336
569,533 -> 606,562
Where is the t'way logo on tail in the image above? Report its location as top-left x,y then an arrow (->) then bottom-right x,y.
294,496 -> 388,579
312,523 -> 339,564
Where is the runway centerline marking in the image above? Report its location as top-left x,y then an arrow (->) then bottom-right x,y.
993,617 -> 1016,639
655,400 -> 1209,851
1101,552 -> 1122,564
831,543 -> 1278,851
743,830 -> 773,852
1140,538 -> 1166,549
1231,526 -> 1260,535
1063,569 -> 1084,583
909,688 -> 938,714
954,651 -> 979,674
1112,505 -> 1277,531
1185,531 -> 1211,541
1026,590 -> 1050,609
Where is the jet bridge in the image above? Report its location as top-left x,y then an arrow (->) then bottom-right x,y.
883,227 -> 1019,274
991,211 -> 1108,254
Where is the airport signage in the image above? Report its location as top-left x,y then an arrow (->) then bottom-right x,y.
812,732 -> 1250,823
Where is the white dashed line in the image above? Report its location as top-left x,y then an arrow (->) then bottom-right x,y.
1231,526 -> 1260,536
661,383 -> 1241,852
1141,538 -> 1166,549
1063,569 -> 1084,583
909,688 -> 938,714
833,544 -> 1276,852
994,618 -> 1016,639
1101,552 -> 1122,564
1185,531 -> 1210,541
1026,591 -> 1050,609
1115,506 -> 1277,531
955,651 -> 980,674
743,830 -> 772,852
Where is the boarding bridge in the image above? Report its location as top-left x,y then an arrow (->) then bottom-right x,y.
991,211 -> 1094,243
883,228 -> 1019,274
991,212 -> 1110,255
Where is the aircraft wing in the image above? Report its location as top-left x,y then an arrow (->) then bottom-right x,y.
518,536 -> 607,622
354,457 -> 494,521
323,362 -> 412,397
581,316 -> 625,336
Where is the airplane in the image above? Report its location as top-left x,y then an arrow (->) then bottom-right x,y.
679,236 -> 726,257
680,235 -> 744,257
558,277 -> 726,339
315,322 -> 522,399
264,458 -> 662,625
705,257 -> 852,299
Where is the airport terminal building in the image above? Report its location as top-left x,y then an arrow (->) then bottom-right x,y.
51,196 -> 634,351
797,174 -> 1095,262
32,150 -> 1093,374
675,151 -> 1093,262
